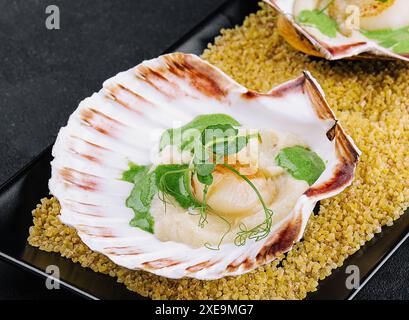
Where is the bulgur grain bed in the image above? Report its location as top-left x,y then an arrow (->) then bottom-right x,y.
28,3 -> 409,299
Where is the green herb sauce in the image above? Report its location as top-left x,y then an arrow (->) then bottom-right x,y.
275,145 -> 326,186
124,165 -> 156,233
123,164 -> 200,233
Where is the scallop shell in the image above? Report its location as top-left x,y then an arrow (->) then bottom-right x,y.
264,0 -> 409,61
49,53 -> 360,280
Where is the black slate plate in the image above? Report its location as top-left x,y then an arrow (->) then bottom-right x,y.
0,0 -> 407,300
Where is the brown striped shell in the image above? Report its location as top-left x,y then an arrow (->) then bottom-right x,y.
49,53 -> 360,279
265,0 -> 409,61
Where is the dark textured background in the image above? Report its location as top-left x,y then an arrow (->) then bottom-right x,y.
0,0 -> 407,300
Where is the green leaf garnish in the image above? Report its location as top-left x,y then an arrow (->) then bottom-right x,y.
125,165 -> 156,233
130,215 -> 154,232
155,164 -> 200,209
362,26 -> 409,54
201,124 -> 255,160
201,123 -> 238,144
159,114 -> 240,152
125,164 -> 201,233
195,162 -> 216,177
296,9 -> 338,38
197,173 -> 213,186
393,40 -> 409,54
121,162 -> 147,183
275,146 -> 325,186
211,135 -> 248,157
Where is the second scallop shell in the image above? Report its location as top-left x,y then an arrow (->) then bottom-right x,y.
265,0 -> 409,61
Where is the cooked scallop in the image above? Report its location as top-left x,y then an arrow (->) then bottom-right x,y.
192,165 -> 276,218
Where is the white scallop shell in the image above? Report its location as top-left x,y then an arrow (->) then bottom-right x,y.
265,0 -> 409,61
49,53 -> 360,280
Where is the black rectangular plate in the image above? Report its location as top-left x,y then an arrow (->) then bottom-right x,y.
0,0 -> 408,300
